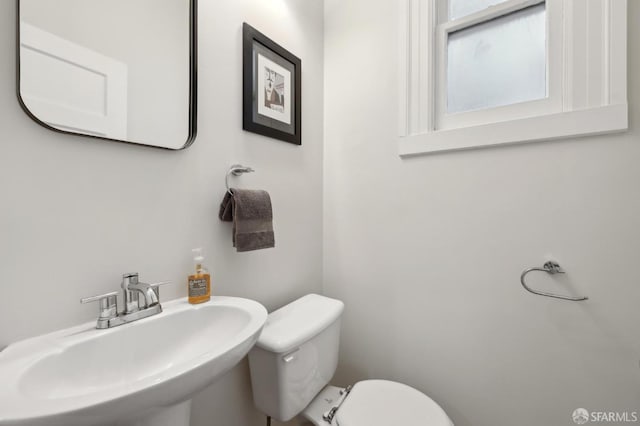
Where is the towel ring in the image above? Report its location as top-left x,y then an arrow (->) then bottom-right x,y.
225,164 -> 254,195
520,261 -> 588,301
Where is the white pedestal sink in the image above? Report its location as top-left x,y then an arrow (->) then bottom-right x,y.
0,297 -> 267,426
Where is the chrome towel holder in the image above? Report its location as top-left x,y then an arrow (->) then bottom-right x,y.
225,164 -> 255,195
520,261 -> 588,301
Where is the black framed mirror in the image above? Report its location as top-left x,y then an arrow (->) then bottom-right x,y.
16,0 -> 197,150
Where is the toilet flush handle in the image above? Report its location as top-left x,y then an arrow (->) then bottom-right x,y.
282,348 -> 300,363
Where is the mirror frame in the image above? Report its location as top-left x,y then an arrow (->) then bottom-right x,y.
15,0 -> 198,150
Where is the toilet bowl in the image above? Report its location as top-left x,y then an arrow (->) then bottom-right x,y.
248,294 -> 453,426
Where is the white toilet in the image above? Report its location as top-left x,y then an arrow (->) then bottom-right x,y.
248,294 -> 454,426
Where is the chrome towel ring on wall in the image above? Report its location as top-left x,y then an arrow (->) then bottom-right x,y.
520,261 -> 588,301
225,164 -> 255,195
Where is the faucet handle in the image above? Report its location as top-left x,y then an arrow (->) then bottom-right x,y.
80,291 -> 119,320
150,281 -> 172,301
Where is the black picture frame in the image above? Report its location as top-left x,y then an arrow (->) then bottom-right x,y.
243,23 -> 301,146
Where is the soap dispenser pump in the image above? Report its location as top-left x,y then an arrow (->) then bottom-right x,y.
188,248 -> 211,304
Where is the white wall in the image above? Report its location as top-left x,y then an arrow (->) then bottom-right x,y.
324,2 -> 640,426
0,0 -> 324,424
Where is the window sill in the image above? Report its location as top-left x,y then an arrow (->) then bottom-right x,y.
398,104 -> 628,157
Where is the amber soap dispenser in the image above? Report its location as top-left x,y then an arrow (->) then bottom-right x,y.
188,248 -> 211,304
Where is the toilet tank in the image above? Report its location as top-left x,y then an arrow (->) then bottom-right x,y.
248,294 -> 344,422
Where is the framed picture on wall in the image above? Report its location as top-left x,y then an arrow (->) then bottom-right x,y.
243,23 -> 301,145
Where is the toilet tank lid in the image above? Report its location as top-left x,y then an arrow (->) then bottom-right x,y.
256,294 -> 344,353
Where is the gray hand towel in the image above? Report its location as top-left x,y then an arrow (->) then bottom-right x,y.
219,189 -> 275,252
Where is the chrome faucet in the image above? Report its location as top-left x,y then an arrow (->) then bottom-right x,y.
122,272 -> 159,313
81,273 -> 171,329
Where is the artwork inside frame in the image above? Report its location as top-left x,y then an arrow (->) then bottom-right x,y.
242,23 -> 301,145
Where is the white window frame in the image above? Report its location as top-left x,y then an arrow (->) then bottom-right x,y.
436,0 -> 562,130
398,0 -> 628,156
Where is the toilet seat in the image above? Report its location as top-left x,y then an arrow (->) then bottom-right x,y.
335,380 -> 453,426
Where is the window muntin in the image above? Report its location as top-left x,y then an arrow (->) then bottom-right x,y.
449,0 -> 509,20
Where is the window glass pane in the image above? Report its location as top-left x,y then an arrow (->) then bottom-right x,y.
449,0 -> 509,20
446,4 -> 546,114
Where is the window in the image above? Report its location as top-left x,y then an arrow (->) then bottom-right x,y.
447,5 -> 547,114
398,0 -> 628,156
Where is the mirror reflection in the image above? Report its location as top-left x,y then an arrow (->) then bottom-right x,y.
18,0 -> 196,149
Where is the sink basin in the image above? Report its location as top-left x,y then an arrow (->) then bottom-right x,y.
0,297 -> 267,426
